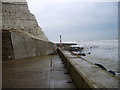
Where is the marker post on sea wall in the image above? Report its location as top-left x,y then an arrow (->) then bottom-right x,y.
60,35 -> 62,48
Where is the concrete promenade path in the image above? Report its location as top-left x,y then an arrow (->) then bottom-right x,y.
3,55 -> 75,88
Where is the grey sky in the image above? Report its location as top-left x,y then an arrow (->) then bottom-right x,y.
26,0 -> 118,42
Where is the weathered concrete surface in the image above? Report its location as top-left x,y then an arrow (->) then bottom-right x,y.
11,31 -> 56,59
57,49 -> 120,88
2,55 -> 75,88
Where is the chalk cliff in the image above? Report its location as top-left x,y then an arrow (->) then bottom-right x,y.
1,0 -> 56,60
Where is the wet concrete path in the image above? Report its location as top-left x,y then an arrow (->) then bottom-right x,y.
3,55 -> 75,88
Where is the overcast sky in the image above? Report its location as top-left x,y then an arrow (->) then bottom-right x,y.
26,0 -> 118,42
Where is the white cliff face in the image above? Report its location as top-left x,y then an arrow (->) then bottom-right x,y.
2,0 -> 56,60
0,1 -> 2,30
2,0 -> 48,41
0,0 -> 26,2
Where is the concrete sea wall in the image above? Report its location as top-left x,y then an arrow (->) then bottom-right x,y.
57,49 -> 119,88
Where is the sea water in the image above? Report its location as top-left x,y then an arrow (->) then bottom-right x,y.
77,39 -> 119,73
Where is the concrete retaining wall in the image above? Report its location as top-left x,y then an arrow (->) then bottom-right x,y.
2,30 -> 56,60
57,49 -> 119,88
11,31 -> 56,59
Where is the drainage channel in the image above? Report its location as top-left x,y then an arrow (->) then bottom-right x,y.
49,55 -> 75,88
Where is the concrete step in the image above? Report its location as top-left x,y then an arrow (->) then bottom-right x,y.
2,30 -> 14,60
